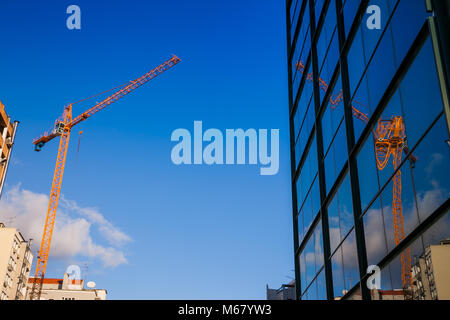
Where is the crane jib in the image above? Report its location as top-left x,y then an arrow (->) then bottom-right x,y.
32,55 -> 181,150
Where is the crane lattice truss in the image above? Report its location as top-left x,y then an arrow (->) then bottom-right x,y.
30,55 -> 181,300
296,61 -> 414,290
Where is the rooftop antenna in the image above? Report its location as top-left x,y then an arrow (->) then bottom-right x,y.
82,263 -> 88,287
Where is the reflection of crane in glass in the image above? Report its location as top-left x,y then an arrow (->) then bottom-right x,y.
296,61 -> 416,291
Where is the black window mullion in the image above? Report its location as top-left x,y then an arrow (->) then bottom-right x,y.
309,0 -> 334,301
335,0 -> 370,301
287,0 -> 302,300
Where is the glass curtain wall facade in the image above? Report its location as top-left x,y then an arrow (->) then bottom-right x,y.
286,0 -> 450,300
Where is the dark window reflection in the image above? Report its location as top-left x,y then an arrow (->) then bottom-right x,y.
321,74 -> 344,153
299,221 -> 325,296
328,174 -> 354,253
341,230 -> 359,291
363,197 -> 389,266
410,116 -> 450,222
331,230 -> 360,299
342,0 -> 360,37
332,246 -> 345,298
357,135 -> 380,211
324,122 -> 348,194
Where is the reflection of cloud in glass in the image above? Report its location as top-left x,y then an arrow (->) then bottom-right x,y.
305,251 -> 315,264
341,231 -> 358,268
340,204 -> 353,234
425,153 -> 444,176
364,207 -> 387,263
417,180 -> 449,221
315,227 -> 324,267
330,226 -> 341,252
341,231 -> 359,289
364,183 -> 449,264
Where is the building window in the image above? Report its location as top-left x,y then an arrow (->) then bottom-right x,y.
288,0 -> 449,300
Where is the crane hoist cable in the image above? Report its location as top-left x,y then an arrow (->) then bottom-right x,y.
75,130 -> 83,168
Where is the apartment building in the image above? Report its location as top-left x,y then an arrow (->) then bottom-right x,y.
0,223 -> 33,300
0,100 -> 19,199
266,280 -> 296,300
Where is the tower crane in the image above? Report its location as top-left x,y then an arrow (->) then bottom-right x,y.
29,55 -> 181,300
296,61 -> 415,291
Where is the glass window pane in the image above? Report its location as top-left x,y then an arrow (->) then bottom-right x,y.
291,0 -> 302,40
342,0 -> 360,36
364,25 -> 396,111
331,247 -> 345,298
379,164 -> 420,253
363,198 -> 389,266
342,230 -> 360,292
327,174 -> 354,253
315,0 -> 325,25
321,74 -> 344,152
361,0 -> 391,58
357,136 -> 380,211
410,116 -> 450,222
390,0 -> 428,66
399,39 -> 446,150
305,235 -> 316,287
324,121 -> 348,193
316,269 -> 327,300
328,192 -> 342,253
314,221 -> 324,271
299,251 -> 307,292
318,33 -> 340,106
317,0 -> 337,73
347,26 -> 366,96
300,221 -> 324,295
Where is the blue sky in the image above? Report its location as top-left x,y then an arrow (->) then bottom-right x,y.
0,0 -> 293,299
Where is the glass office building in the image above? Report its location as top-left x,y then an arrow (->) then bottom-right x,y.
286,0 -> 450,300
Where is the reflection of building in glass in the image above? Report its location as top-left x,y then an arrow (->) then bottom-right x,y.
266,280 -> 296,300
337,289 -> 406,300
410,239 -> 450,300
286,0 -> 450,300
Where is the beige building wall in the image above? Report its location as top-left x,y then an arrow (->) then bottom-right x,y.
0,223 -> 33,300
35,288 -> 107,300
410,240 -> 450,300
430,242 -> 450,300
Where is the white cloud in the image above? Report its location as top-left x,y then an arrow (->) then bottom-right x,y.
61,197 -> 131,246
0,185 -> 130,268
